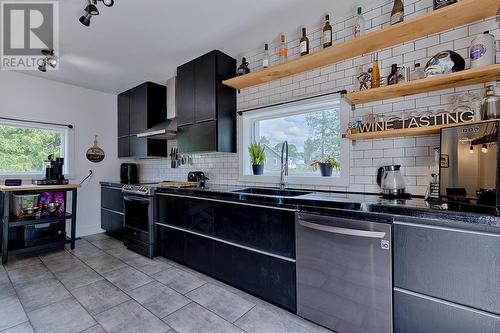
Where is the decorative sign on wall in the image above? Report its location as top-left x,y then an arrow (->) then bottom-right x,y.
357,110 -> 475,134
86,135 -> 105,163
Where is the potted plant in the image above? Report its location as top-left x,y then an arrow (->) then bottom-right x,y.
310,154 -> 340,177
248,142 -> 266,175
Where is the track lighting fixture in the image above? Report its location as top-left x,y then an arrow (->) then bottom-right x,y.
469,144 -> 474,154
38,50 -> 58,72
482,144 -> 489,153
79,0 -> 114,27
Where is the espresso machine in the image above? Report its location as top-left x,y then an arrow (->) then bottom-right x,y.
33,155 -> 68,185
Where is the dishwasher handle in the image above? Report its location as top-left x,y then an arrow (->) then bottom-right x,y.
298,219 -> 386,239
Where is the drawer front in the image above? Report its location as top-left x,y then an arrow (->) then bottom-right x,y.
214,202 -> 295,258
101,186 -> 123,212
394,222 -> 500,314
156,195 -> 214,235
101,209 -> 123,233
394,289 -> 500,333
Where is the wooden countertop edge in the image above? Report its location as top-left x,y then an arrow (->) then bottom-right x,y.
0,184 -> 81,192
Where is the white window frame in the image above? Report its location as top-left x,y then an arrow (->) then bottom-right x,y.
238,94 -> 350,187
0,119 -> 75,178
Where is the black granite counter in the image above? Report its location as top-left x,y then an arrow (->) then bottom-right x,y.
155,185 -> 500,231
99,181 -> 123,188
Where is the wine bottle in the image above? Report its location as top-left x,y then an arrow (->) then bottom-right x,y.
354,7 -> 365,38
371,56 -> 380,88
323,14 -> 332,48
262,44 -> 270,68
300,27 -> 309,56
390,0 -> 404,25
387,64 -> 399,85
279,34 -> 288,63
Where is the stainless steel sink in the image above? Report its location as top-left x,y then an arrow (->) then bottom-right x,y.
231,187 -> 312,197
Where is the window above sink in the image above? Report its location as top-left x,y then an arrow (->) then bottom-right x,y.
239,94 -> 350,187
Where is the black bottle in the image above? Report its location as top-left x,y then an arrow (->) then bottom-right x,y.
388,64 -> 399,85
237,57 -> 250,76
433,0 -> 457,10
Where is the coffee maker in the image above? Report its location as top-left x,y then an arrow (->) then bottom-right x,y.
32,155 -> 68,185
377,165 -> 411,199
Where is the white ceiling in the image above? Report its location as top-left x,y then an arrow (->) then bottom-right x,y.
26,0 -> 366,94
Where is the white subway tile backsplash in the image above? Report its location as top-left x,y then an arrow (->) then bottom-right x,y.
137,1 -> 498,197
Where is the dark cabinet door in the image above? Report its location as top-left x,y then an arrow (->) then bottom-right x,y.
194,52 -> 217,123
101,209 -> 123,234
129,84 -> 148,135
176,62 -> 195,126
155,194 -> 214,235
184,231 -> 214,276
118,137 -> 130,158
157,224 -> 185,264
118,91 -> 130,137
214,203 -> 295,258
394,290 -> 500,333
129,136 -> 146,157
101,186 -> 123,212
177,122 -> 217,153
213,242 -> 296,311
394,222 -> 500,315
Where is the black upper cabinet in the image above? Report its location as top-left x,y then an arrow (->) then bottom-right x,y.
176,50 -> 236,153
117,82 -> 168,158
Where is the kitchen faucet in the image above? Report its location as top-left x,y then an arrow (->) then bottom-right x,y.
280,141 -> 289,190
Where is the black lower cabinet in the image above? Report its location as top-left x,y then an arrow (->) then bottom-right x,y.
100,209 -> 123,239
394,290 -> 500,333
213,241 -> 296,311
157,224 -> 296,311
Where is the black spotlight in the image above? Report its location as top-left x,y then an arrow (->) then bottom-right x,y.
38,49 -> 57,72
38,60 -> 47,72
79,13 -> 91,26
85,3 -> 99,15
101,0 -> 114,7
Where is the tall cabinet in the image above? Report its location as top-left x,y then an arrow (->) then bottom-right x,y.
176,50 -> 236,153
117,82 -> 168,158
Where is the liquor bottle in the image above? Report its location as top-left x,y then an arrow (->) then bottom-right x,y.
354,7 -> 365,38
262,44 -> 270,68
323,14 -> 333,48
387,64 -> 399,85
371,56 -> 381,88
300,27 -> 309,56
410,63 -> 425,80
237,57 -> 250,76
433,0 -> 457,10
390,0 -> 404,25
279,34 -> 288,63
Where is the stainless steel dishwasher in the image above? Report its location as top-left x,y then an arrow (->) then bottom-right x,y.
296,212 -> 392,333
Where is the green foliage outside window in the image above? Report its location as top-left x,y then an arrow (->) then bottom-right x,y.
0,125 -> 62,173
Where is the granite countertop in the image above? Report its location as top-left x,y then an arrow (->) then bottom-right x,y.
154,184 -> 500,230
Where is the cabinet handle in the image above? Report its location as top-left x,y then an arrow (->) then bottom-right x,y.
298,219 -> 386,239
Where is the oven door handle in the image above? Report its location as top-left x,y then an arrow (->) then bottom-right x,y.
124,196 -> 151,204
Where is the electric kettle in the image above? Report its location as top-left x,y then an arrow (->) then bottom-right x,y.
377,165 -> 407,197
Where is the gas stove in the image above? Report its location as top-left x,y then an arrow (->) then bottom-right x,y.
122,183 -> 158,196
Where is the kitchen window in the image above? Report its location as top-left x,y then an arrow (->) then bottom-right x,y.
239,94 -> 350,186
0,120 -> 72,176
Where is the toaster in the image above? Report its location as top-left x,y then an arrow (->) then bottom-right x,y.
187,171 -> 209,187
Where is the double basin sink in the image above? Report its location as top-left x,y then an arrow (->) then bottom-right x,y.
231,187 -> 312,197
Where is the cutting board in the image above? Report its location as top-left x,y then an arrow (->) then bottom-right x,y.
159,181 -> 199,188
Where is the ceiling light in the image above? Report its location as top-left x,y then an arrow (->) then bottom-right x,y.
79,13 -> 91,26
101,0 -> 114,7
482,144 -> 489,153
85,3 -> 99,15
38,50 -> 57,72
38,60 -> 47,72
469,145 -> 474,154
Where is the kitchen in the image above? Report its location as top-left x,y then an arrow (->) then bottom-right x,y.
1,0 -> 500,332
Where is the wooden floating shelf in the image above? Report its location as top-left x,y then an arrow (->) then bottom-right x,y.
346,64 -> 500,105
222,0 -> 500,90
344,120 -> 497,140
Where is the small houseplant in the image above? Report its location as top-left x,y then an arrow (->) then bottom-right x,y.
248,142 -> 266,175
310,154 -> 340,177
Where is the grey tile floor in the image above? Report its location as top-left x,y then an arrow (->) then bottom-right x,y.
0,233 -> 332,333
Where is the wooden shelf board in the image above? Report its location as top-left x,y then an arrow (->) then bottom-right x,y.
0,184 -> 80,192
345,120 -> 498,140
222,0 -> 500,90
346,64 -> 500,105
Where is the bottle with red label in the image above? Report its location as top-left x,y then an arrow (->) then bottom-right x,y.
354,7 -> 365,38
470,31 -> 496,69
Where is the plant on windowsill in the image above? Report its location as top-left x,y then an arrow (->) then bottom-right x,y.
248,142 -> 266,175
310,154 -> 340,177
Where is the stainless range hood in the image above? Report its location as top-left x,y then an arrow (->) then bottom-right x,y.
137,118 -> 177,139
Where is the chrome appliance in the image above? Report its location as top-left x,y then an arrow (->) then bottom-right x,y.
440,121 -> 499,213
296,212 -> 393,333
377,165 -> 408,198
122,183 -> 157,258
